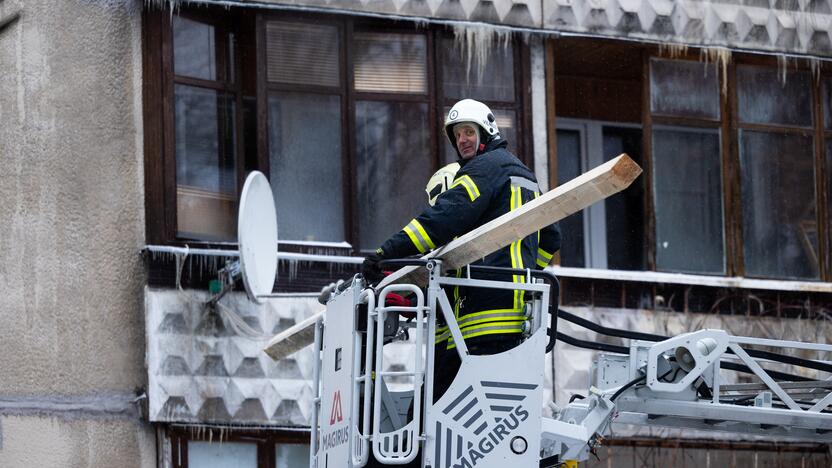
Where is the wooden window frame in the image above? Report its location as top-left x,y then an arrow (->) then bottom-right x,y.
143,5 -> 250,246
644,52 -> 729,276
167,425 -> 308,468
546,37 -> 832,282
145,4 -> 533,251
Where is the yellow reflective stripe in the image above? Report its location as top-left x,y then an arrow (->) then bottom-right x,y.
508,186 -> 526,309
451,175 -> 480,202
537,248 -> 553,268
434,329 -> 450,344
458,311 -> 526,329
413,220 -> 436,250
403,219 -> 434,253
403,224 -> 425,253
446,321 -> 525,349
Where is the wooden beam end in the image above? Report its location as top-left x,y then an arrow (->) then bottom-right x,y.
610,153 -> 643,186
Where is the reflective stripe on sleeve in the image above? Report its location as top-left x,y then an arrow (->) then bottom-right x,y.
451,175 -> 480,202
509,176 -> 540,193
536,248 -> 554,268
403,219 -> 435,253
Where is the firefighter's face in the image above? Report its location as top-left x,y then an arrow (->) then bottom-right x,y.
454,124 -> 479,159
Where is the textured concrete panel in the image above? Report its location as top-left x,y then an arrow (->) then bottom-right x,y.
543,0 -> 832,56
0,0 -> 146,394
0,416 -> 155,468
146,290 -> 321,425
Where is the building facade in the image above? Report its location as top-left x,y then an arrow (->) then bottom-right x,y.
3,0 -> 832,466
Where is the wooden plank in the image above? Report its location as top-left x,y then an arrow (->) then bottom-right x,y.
263,154 -> 642,359
263,313 -> 321,361
378,153 -> 641,288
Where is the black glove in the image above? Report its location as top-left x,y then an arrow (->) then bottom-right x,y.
362,249 -> 385,285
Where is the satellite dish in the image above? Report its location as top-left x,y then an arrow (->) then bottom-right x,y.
238,171 -> 278,304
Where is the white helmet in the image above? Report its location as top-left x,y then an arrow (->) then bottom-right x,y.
444,99 -> 500,151
425,162 -> 460,206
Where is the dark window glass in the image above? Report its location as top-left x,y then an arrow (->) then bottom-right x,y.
269,92 -> 344,241
265,21 -> 340,87
353,33 -> 427,94
173,17 -> 217,81
737,65 -> 812,127
650,59 -> 719,120
740,130 -> 818,279
356,101 -> 431,250
603,126 -> 644,270
174,85 -> 237,241
556,129 -> 585,268
440,37 -> 515,102
653,127 -> 724,274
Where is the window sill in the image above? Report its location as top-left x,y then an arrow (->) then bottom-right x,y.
549,266 -> 832,293
144,244 -> 364,264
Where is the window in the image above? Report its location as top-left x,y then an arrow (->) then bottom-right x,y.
145,8 -> 531,251
439,37 -> 522,165
650,58 -> 725,275
550,38 -> 832,281
264,20 -> 345,243
353,31 -> 432,250
737,66 -> 818,280
553,39 -> 645,271
172,15 -> 241,241
168,427 -> 309,468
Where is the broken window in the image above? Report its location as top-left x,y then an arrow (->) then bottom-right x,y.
553,39 -> 645,270
556,121 -> 645,270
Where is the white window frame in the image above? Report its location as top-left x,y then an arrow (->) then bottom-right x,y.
556,118 -> 642,270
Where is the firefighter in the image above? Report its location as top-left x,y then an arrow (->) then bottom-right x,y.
363,98 -> 561,401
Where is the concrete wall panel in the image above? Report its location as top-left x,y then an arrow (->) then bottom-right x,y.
0,0 -> 146,395
0,416 -> 155,468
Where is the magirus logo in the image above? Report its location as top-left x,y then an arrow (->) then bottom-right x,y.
434,381 -> 537,468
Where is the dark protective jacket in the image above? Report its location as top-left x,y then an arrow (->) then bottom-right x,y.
379,138 -> 561,350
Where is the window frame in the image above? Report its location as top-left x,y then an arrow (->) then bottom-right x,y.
556,117 -> 643,269
730,58 -> 826,280
644,53 -> 729,276
144,5 -> 534,251
167,425 -> 309,468
143,6 -> 250,245
547,38 -> 832,282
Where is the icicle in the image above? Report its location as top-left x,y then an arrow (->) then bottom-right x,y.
659,42 -> 689,60
811,58 -> 822,84
776,54 -> 787,86
700,47 -> 731,97
451,23 -> 512,83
